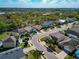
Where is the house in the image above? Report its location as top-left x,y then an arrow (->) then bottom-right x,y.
3,36 -> 17,48
41,21 -> 54,28
65,17 -> 75,23
59,39 -> 79,53
75,49 -> 79,58
58,19 -> 66,25
0,47 -> 26,59
17,28 -> 26,36
24,26 -> 33,33
50,32 -> 67,43
32,25 -> 42,31
67,25 -> 79,37
12,28 -> 25,36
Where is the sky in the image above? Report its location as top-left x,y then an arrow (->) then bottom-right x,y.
0,0 -> 79,8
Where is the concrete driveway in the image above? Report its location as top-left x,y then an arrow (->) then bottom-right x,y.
23,46 -> 36,54
56,51 -> 67,59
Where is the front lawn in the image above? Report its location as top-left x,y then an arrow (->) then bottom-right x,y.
19,42 -> 30,48
39,36 -> 49,41
28,52 -> 35,59
20,32 -> 31,40
28,50 -> 43,59
46,39 -> 62,53
65,54 -> 75,59
0,32 -> 10,41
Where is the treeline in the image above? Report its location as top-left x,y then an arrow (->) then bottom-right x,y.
0,11 -> 79,33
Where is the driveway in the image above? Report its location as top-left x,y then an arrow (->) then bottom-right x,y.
23,46 -> 36,54
56,51 -> 67,59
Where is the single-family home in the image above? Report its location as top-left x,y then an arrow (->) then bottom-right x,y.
41,21 -> 54,28
32,25 -> 42,31
58,19 -> 66,25
50,32 -> 67,43
12,28 -> 25,36
17,28 -> 26,36
24,26 -> 34,33
3,36 -> 17,48
65,17 -> 75,23
59,39 -> 79,53
0,47 -> 26,59
67,25 -> 79,37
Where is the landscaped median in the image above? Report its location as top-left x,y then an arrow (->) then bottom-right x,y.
38,36 -> 62,53
38,36 -> 49,42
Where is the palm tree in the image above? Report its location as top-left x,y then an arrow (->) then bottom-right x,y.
47,39 -> 56,49
32,50 -> 43,59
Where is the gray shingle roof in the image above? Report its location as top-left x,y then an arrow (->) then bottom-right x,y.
0,47 -> 25,59
70,25 -> 79,33
50,32 -> 67,42
41,21 -> 54,27
59,39 -> 79,52
3,36 -> 16,43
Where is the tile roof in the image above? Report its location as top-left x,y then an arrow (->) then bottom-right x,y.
32,25 -> 42,30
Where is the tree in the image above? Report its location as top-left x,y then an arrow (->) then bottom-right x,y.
32,50 -> 43,59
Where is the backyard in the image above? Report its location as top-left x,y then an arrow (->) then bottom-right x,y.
0,32 -> 11,41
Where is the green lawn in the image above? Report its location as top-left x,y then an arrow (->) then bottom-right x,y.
19,42 -> 30,48
0,32 -> 10,41
40,36 -> 49,41
28,52 -> 35,59
28,50 -> 43,59
20,32 -> 31,40
65,54 -> 75,59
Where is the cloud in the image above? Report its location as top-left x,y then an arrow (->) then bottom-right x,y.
0,0 -> 79,8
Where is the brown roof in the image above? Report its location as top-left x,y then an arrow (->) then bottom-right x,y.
32,25 -> 42,30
